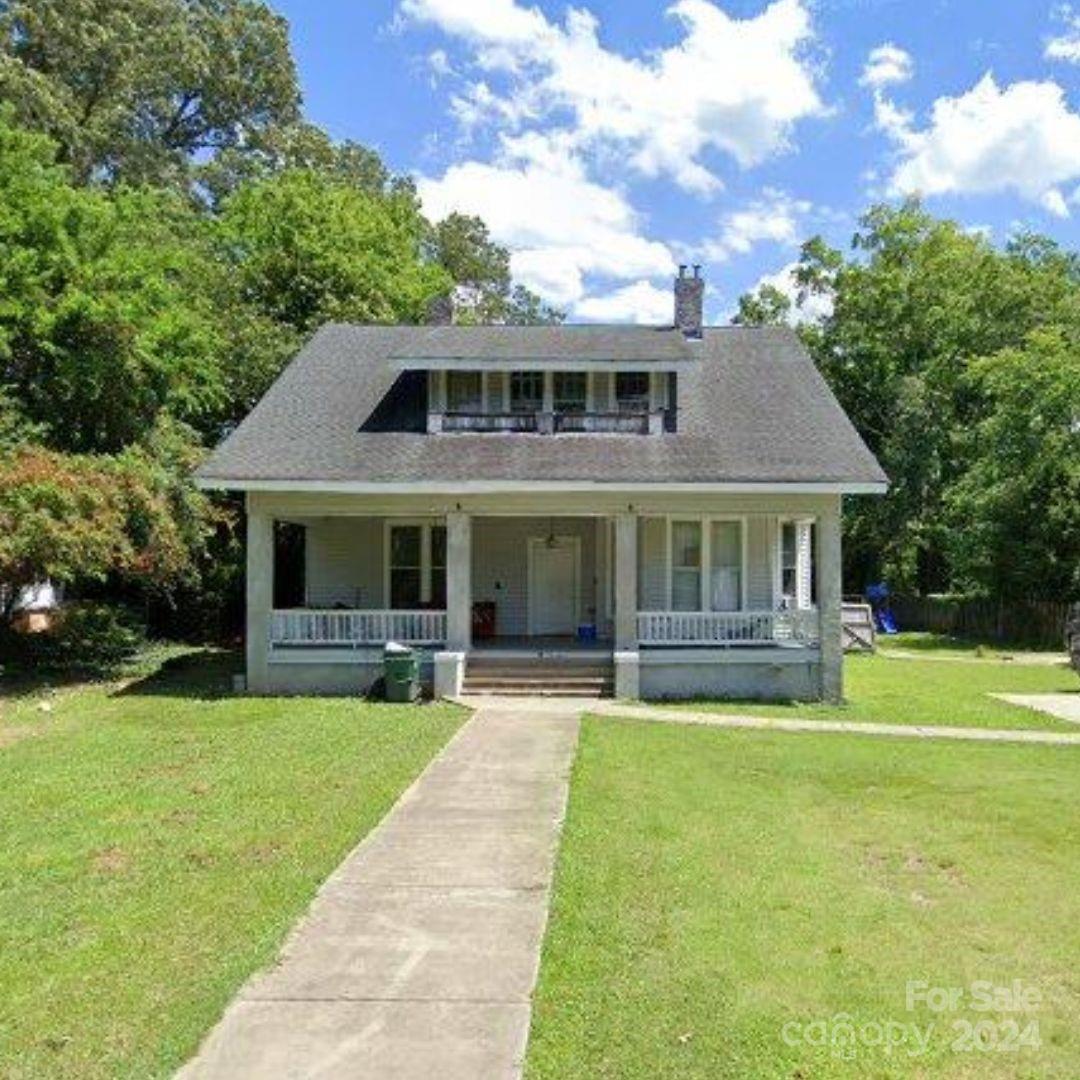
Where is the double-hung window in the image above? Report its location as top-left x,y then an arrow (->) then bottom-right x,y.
670,518 -> 745,611
509,371 -> 544,413
709,521 -> 742,611
670,521 -> 702,611
446,371 -> 482,413
553,372 -> 587,413
778,520 -> 815,609
615,372 -> 650,413
388,523 -> 448,609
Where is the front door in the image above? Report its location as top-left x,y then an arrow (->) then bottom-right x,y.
528,537 -> 579,636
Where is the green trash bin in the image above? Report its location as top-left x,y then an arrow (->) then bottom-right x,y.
384,643 -> 420,702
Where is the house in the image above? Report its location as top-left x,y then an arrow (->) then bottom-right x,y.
196,268 -> 886,701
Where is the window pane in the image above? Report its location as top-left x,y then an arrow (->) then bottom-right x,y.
510,371 -> 543,413
672,569 -> 700,611
430,568 -> 447,608
390,525 -> 421,567
672,521 -> 701,568
554,372 -> 587,413
430,526 -> 447,569
391,568 -> 421,608
615,372 -> 650,412
780,522 -> 797,602
447,371 -> 482,412
710,521 -> 742,611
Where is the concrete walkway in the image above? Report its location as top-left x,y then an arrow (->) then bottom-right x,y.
589,701 -> 1080,744
991,693 -> 1080,726
178,703 -> 581,1080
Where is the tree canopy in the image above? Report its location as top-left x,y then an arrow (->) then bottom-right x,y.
737,200 -> 1080,601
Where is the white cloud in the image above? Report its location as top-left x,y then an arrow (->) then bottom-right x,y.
704,188 -> 811,260
574,281 -> 674,324
417,144 -> 674,308
1046,4 -> 1080,62
859,43 -> 914,88
400,0 -> 825,194
749,261 -> 833,324
875,73 -> 1080,216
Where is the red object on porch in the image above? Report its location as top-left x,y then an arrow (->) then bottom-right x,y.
472,601 -> 496,641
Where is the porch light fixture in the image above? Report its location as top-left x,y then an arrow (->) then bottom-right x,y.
544,519 -> 559,549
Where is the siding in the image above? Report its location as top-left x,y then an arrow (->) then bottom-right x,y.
471,517 -> 597,636
486,371 -> 505,412
304,517 -> 384,607
592,371 -> 612,410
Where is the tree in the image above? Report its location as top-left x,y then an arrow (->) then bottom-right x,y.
428,212 -> 563,325
0,0 -> 300,188
944,327 -> 1080,601
733,283 -> 791,326
737,200 -> 1080,595
219,169 -> 452,332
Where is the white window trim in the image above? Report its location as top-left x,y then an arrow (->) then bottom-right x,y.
663,515 -> 748,612
383,518 -> 445,608
775,516 -> 816,611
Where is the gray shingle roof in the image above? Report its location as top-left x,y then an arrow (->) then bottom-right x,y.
197,323 -> 887,488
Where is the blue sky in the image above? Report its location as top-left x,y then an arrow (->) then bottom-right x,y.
268,0 -> 1080,323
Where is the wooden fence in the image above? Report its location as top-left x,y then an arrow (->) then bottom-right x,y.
891,596 -> 1071,649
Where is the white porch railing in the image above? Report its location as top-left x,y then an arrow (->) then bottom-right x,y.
636,609 -> 820,646
270,609 -> 447,647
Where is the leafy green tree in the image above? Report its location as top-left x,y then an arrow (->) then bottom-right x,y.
0,0 -> 300,188
428,212 -> 563,325
733,283 -> 791,326
739,200 -> 1080,596
945,327 -> 1080,601
219,169 -> 452,332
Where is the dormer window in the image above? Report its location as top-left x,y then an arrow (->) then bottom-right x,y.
510,371 -> 544,413
615,372 -> 650,413
447,371 -> 482,413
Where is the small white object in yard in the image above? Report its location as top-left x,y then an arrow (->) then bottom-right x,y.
38,701 -> 53,713
384,641 -> 411,654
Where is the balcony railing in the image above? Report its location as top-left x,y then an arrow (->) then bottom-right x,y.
270,609 -> 447,647
554,411 -> 649,434
636,609 -> 820,647
442,411 -> 538,433
432,410 -> 661,434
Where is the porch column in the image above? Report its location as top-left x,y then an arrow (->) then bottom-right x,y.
245,500 -> 273,694
817,497 -> 843,703
446,511 -> 472,651
614,512 -> 637,650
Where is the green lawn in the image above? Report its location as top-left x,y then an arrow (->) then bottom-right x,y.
672,650 -> 1079,730
0,650 -> 463,1080
882,631 -> 1068,662
527,719 -> 1080,1078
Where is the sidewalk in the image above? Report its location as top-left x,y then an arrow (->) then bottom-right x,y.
178,704 -> 581,1080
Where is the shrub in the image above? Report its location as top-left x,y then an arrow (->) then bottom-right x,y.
1,603 -> 146,672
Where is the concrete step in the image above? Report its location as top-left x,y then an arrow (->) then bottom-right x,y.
461,685 -> 613,698
465,665 -> 613,680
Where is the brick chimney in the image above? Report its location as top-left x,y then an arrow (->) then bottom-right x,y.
425,293 -> 454,326
674,264 -> 704,338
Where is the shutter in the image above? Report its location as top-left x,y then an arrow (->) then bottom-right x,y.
795,521 -> 814,609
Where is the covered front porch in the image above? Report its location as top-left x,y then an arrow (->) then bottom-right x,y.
244,497 -> 838,701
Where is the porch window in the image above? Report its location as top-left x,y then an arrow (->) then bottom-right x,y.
388,523 -> 448,608
553,372 -> 587,413
615,372 -> 650,413
779,520 -> 815,609
510,371 -> 544,413
447,371 -> 482,413
709,520 -> 742,611
671,520 -> 702,611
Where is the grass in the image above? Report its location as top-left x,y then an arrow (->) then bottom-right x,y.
672,650 -> 1079,731
526,719 -> 1080,1078
882,631 -> 1066,662
0,649 -> 464,1079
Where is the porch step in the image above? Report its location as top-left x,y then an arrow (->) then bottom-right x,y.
463,658 -> 614,697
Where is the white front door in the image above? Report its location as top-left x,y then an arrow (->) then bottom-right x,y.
528,538 -> 580,636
